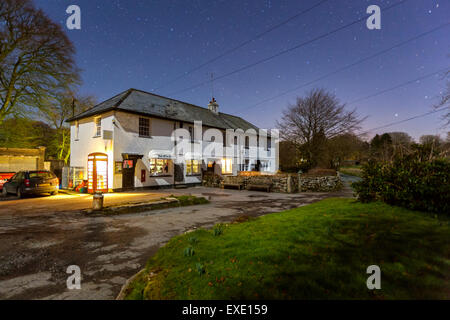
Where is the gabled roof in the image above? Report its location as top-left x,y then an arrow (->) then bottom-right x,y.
66,88 -> 259,131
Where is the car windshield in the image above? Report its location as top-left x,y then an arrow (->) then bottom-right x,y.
29,172 -> 53,179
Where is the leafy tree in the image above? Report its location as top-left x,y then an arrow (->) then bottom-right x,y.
0,117 -> 54,149
277,88 -> 365,167
0,0 -> 80,123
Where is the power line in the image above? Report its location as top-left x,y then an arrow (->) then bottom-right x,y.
238,22 -> 449,113
153,0 -> 330,91
167,0 -> 409,96
347,68 -> 449,105
357,106 -> 448,136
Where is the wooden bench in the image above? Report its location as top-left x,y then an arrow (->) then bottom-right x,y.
222,183 -> 244,190
247,183 -> 272,192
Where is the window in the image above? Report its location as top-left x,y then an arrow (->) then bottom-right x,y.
186,159 -> 200,175
139,117 -> 150,137
149,159 -> 170,176
234,136 -> 238,146
94,117 -> 101,137
267,137 -> 271,151
75,121 -> 79,140
245,136 -> 249,149
29,171 -> 55,179
188,126 -> 194,142
207,160 -> 215,172
221,158 -> 232,174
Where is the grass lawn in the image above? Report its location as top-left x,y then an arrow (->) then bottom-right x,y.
124,198 -> 450,300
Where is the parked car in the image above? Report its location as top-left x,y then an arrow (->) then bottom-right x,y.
2,170 -> 59,198
0,172 -> 15,191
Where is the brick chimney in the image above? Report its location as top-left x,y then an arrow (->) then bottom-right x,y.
208,97 -> 219,114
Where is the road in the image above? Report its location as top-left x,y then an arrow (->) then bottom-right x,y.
0,191 -> 171,217
0,186 -> 352,300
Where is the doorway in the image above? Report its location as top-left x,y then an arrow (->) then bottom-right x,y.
122,159 -> 135,189
121,154 -> 143,190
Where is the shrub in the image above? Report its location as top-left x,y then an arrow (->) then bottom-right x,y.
352,149 -> 450,214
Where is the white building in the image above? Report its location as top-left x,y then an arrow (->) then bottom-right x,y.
67,88 -> 278,192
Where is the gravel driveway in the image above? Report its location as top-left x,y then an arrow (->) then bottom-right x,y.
0,187 -> 351,300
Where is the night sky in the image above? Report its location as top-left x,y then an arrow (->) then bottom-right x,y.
33,0 -> 449,140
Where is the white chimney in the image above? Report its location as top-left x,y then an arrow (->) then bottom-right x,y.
208,97 -> 219,114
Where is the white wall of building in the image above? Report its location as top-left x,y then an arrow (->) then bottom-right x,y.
70,110 -> 278,191
70,111 -> 115,190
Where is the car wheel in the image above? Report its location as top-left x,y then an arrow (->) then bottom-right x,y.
51,190 -> 58,195
17,188 -> 22,199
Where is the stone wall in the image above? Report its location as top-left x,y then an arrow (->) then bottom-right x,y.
298,172 -> 342,192
202,173 -> 223,188
202,172 -> 341,193
222,174 -> 298,193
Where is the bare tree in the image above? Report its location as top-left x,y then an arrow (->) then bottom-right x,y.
435,69 -> 449,125
277,88 -> 365,167
326,133 -> 367,169
420,134 -> 443,146
39,90 -> 96,163
387,132 -> 413,157
0,0 -> 80,123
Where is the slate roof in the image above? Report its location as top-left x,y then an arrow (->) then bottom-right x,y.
66,88 -> 259,131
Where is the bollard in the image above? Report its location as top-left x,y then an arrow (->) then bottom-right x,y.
92,191 -> 104,210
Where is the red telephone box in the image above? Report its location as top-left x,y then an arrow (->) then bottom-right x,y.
87,153 -> 108,193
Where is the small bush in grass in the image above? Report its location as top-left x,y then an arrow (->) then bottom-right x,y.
213,224 -> 224,236
183,246 -> 195,257
195,263 -> 205,275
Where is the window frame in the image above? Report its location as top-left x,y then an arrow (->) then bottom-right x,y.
139,117 -> 151,137
186,159 -> 201,176
149,158 -> 171,176
188,126 -> 194,143
94,117 -> 102,137
221,158 -> 233,174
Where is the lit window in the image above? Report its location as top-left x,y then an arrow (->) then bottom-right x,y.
186,159 -> 200,175
139,117 -> 150,137
149,159 -> 170,176
221,158 -> 232,174
94,117 -> 101,137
